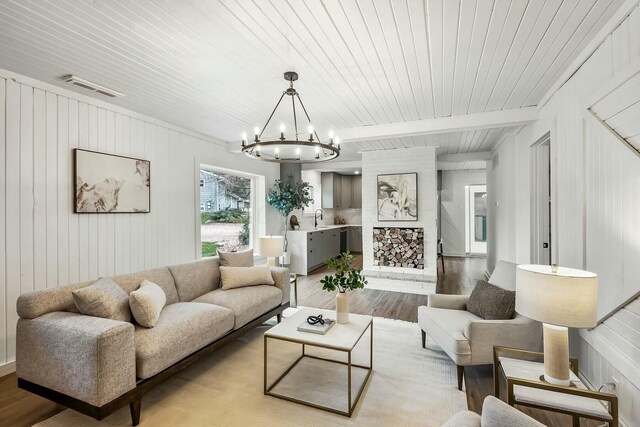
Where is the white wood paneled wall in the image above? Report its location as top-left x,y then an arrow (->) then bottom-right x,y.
0,71 -> 279,369
487,5 -> 640,424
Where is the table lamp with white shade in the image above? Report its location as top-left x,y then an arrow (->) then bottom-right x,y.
259,236 -> 284,267
516,265 -> 598,386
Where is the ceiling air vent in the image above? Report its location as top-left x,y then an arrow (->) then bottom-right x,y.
62,75 -> 124,98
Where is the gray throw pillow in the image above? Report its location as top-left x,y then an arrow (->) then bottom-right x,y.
72,277 -> 132,322
466,280 -> 516,320
129,280 -> 167,328
218,249 -> 254,267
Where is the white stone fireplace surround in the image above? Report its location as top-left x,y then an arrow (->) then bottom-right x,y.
361,147 -> 437,283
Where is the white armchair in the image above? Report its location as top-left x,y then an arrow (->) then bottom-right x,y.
443,396 -> 544,427
418,261 -> 542,390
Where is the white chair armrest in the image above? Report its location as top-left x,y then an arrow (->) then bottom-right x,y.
427,294 -> 469,310
464,314 -> 542,364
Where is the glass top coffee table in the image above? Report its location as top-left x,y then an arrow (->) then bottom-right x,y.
263,308 -> 373,417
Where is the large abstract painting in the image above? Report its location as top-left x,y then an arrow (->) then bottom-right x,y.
74,149 -> 150,213
377,173 -> 417,221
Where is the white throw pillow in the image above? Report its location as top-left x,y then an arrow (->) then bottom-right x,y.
220,266 -> 274,290
129,280 -> 166,328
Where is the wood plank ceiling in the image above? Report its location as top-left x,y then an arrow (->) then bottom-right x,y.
0,0 -> 625,156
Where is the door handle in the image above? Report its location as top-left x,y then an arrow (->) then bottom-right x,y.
542,243 -> 549,248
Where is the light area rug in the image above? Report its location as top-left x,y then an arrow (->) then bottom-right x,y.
35,316 -> 466,427
364,277 -> 436,295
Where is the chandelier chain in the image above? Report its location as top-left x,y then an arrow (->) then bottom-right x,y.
292,91 -> 299,141
259,91 -> 287,140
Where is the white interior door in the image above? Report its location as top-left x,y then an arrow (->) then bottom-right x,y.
530,134 -> 551,265
465,185 -> 487,254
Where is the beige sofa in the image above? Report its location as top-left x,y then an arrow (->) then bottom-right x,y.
418,261 -> 542,390
15,257 -> 290,425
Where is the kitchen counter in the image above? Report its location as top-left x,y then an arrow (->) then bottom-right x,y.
287,225 -> 363,274
289,224 -> 362,233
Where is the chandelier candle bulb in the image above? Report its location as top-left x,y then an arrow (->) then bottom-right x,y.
329,130 -> 334,145
254,127 -> 260,142
241,132 -> 247,147
308,125 -> 314,141
279,123 -> 285,140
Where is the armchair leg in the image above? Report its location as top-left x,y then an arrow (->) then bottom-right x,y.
276,313 -> 282,323
457,365 -> 464,391
421,330 -> 426,348
130,398 -> 142,426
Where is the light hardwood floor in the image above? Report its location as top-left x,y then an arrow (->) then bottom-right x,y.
0,256 -> 600,426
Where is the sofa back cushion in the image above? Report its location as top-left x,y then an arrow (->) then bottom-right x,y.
17,267 -> 179,319
168,257 -> 221,302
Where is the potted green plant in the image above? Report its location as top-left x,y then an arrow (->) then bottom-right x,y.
266,176 -> 313,264
320,252 -> 367,323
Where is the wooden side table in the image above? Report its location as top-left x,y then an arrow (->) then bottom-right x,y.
493,346 -> 618,427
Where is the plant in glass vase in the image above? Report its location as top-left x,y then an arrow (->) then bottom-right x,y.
320,252 -> 367,323
266,176 -> 313,262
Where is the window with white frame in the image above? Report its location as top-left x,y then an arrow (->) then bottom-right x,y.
199,168 -> 254,257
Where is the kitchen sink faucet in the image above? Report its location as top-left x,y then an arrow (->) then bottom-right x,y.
314,209 -> 323,229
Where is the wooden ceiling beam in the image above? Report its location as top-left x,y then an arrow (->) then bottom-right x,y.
336,107 -> 538,143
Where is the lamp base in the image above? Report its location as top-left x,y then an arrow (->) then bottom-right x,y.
267,257 -> 277,267
542,323 -> 571,387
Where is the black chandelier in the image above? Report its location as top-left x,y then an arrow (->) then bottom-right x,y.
241,71 -> 340,163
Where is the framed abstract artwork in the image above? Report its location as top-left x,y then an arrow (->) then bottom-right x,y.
377,172 -> 418,221
74,149 -> 150,213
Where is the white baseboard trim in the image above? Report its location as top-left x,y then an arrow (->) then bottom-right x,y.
443,252 -> 487,258
0,361 -> 16,377
484,269 -> 491,280
361,269 -> 437,283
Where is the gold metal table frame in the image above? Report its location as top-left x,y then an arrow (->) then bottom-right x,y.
493,346 -> 619,427
263,321 -> 373,417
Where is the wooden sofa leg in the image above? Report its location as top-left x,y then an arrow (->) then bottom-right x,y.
276,313 -> 282,323
130,398 -> 142,426
457,365 -> 464,391
421,330 -> 426,348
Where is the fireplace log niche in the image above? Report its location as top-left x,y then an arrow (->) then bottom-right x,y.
373,227 -> 424,269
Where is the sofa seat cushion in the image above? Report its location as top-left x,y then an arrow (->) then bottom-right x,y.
134,302 -> 234,378
418,305 -> 476,364
193,286 -> 282,329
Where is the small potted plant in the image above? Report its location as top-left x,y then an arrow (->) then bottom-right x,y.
267,176 -> 313,265
320,252 -> 367,323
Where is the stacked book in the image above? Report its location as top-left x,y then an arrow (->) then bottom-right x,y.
297,318 -> 335,335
